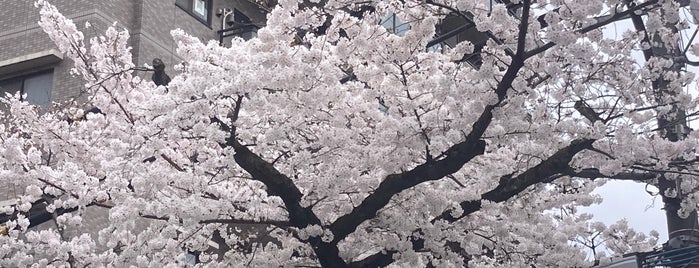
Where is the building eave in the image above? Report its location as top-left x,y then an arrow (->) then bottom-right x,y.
0,49 -> 63,80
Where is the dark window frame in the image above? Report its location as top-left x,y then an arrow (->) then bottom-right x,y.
175,0 -> 213,27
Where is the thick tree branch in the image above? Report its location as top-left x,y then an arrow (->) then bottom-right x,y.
514,0 -> 531,60
0,198 -> 79,229
328,139 -> 487,244
230,138 -> 347,267
574,100 -> 603,123
350,138 -> 597,266
329,0 -> 533,249
231,141 -> 304,211
433,138 -> 595,223
210,98 -> 347,267
329,29 -> 528,246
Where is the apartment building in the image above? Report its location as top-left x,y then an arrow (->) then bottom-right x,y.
0,0 -> 265,108
0,0 -> 266,241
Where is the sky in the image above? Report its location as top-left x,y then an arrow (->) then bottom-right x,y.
583,181 -> 668,243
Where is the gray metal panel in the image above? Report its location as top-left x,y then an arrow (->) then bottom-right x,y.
599,256 -> 640,268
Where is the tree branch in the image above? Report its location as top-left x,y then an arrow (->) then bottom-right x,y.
328,139 -> 486,244
525,0 -> 659,58
160,153 -> 185,172
566,168 -> 656,181
230,138 -> 347,267
349,138 -> 597,266
514,0 -> 532,60
433,138 -> 595,223
328,0 -> 533,249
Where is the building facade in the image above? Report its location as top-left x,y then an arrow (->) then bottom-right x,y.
0,0 -> 266,248
0,0 -> 265,108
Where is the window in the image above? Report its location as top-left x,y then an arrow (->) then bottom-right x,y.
176,0 -> 212,25
380,13 -> 410,36
218,9 -> 259,45
0,70 -> 53,109
233,9 -> 257,40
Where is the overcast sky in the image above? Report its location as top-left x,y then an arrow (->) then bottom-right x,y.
583,181 -> 667,242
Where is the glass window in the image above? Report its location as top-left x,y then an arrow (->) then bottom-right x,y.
380,13 -> 410,36
176,0 -> 211,25
233,9 -> 257,40
193,0 -> 207,19
219,9 -> 259,45
23,72 -> 52,107
0,70 -> 53,111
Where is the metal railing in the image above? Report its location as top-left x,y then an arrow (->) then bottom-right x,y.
641,245 -> 699,268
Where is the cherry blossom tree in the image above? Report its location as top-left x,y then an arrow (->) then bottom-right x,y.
0,0 -> 696,266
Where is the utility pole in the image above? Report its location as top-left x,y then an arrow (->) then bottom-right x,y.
642,0 -> 699,265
